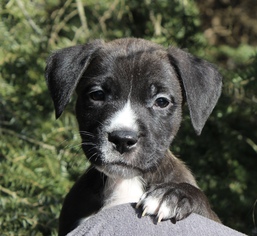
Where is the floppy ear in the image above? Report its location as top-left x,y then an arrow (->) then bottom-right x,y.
168,47 -> 222,135
45,40 -> 102,118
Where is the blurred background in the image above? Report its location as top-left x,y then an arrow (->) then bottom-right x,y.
0,0 -> 256,235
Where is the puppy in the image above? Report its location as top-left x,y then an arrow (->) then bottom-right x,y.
45,38 -> 222,236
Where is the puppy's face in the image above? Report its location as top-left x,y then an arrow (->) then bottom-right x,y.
45,38 -> 222,179
75,45 -> 183,178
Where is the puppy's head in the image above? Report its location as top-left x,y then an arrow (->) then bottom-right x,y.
45,38 -> 222,178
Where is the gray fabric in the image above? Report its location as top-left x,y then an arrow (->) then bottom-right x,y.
68,204 -> 245,236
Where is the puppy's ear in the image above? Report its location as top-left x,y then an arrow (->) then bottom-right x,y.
168,47 -> 222,135
45,41 -> 102,118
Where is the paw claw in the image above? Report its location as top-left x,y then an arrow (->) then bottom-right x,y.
142,207 -> 148,217
157,212 -> 163,223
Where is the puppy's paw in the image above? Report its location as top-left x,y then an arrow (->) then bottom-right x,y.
136,183 -> 210,224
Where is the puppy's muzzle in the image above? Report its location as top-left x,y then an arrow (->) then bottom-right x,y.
108,130 -> 138,154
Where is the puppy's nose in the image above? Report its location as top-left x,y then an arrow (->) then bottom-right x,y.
108,130 -> 138,154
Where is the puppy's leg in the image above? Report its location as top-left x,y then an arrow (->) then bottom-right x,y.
137,151 -> 220,224
58,168 -> 106,236
137,182 -> 220,224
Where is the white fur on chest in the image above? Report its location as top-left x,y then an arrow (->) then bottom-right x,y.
79,177 -> 144,225
103,176 -> 144,209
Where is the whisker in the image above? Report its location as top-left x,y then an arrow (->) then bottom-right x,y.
81,142 -> 96,147
79,131 -> 96,137
87,152 -> 99,162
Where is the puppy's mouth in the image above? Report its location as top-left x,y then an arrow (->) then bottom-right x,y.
82,140 -> 166,179
81,133 -> 164,178
95,161 -> 143,179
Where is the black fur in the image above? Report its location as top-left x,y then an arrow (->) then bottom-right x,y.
45,38 -> 222,236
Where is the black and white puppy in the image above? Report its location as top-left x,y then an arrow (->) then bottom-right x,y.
45,38 -> 222,236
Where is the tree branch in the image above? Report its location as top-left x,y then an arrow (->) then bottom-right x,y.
15,0 -> 42,35
1,127 -> 56,151
76,0 -> 89,36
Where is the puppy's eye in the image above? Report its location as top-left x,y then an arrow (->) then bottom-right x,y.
154,97 -> 170,108
89,90 -> 105,101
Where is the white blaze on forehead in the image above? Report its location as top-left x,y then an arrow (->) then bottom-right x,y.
107,100 -> 138,132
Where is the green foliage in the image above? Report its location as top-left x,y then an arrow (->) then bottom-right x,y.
1,0 -> 256,235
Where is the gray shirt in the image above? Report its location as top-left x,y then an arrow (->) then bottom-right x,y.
68,204 -> 245,236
